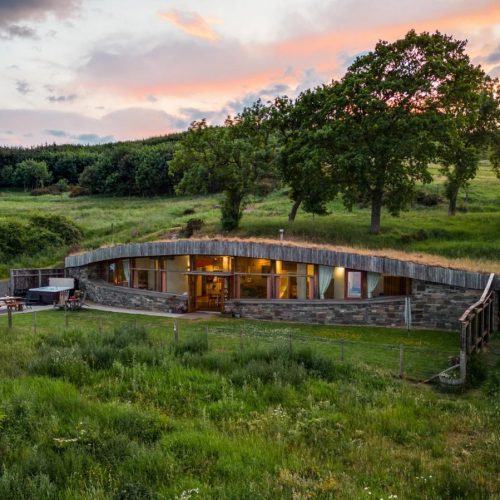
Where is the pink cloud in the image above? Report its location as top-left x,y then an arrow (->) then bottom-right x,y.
158,10 -> 221,42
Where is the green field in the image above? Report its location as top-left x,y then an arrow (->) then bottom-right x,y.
0,309 -> 499,498
0,162 -> 499,278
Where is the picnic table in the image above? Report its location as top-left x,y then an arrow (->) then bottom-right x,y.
0,296 -> 26,312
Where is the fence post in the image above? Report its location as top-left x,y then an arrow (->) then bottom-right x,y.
173,320 -> 178,344
340,340 -> 344,361
7,307 -> 12,329
399,345 -> 404,378
33,311 -> 37,335
460,322 -> 467,382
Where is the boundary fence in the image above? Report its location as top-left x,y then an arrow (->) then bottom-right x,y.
2,310 -> 460,383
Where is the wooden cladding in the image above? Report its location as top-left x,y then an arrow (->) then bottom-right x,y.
66,239 -> 495,290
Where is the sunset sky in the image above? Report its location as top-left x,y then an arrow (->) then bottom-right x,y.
1,0 -> 499,147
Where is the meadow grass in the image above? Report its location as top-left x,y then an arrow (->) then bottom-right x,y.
5,309 -> 459,380
0,161 -> 498,278
0,309 -> 498,498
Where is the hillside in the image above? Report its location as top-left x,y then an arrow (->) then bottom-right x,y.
0,162 -> 499,278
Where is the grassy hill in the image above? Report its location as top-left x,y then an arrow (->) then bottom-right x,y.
0,162 -> 499,278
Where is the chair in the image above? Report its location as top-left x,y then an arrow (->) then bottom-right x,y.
78,291 -> 88,309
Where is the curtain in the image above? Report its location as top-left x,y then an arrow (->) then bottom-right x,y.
318,265 -> 333,299
123,259 -> 130,286
367,272 -> 381,298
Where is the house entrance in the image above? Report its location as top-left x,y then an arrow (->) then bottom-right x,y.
188,274 -> 230,312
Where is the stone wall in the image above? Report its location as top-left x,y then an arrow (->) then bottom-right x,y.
410,280 -> 482,331
68,265 -> 486,331
67,267 -> 187,313
224,279 -> 484,331
224,297 -> 407,327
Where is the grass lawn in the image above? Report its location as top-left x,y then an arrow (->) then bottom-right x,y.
0,161 -> 499,278
0,309 -> 498,498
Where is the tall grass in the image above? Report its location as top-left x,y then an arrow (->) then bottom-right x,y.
0,313 -> 498,497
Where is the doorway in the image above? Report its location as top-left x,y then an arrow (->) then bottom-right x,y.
188,275 -> 229,312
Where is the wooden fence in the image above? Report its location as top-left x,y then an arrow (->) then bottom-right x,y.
459,273 -> 497,380
9,268 -> 65,295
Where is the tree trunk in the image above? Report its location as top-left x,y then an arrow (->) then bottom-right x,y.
448,187 -> 458,216
288,198 -> 301,222
370,190 -> 383,234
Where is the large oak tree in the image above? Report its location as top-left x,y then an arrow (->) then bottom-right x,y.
329,30 -> 497,233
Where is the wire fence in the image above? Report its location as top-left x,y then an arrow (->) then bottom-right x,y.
2,309 -> 460,382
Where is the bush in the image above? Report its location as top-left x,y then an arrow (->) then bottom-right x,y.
414,190 -> 442,206
68,185 -> 90,197
400,229 -> 428,244
30,185 -> 61,196
29,213 -> 82,245
179,218 -> 204,238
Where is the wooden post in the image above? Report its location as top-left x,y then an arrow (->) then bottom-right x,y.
460,351 -> 467,381
174,320 -> 178,344
33,311 -> 37,335
399,345 -> 404,378
340,340 -> 344,361
7,307 -> 12,329
460,322 -> 467,382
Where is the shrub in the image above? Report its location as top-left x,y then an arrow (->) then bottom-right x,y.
414,189 -> 442,206
30,185 -> 61,196
68,185 -> 90,197
400,229 -> 428,244
29,213 -> 82,245
179,218 -> 204,238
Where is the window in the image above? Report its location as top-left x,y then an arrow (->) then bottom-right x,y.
194,255 -> 232,272
346,271 -> 363,298
239,275 -> 269,299
235,257 -> 271,274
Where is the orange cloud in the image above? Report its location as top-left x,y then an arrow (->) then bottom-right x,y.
159,10 -> 221,42
273,3 -> 500,66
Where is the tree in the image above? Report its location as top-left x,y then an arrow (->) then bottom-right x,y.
170,102 -> 279,231
329,30 -> 493,233
436,65 -> 499,214
271,87 -> 339,221
13,159 -> 52,191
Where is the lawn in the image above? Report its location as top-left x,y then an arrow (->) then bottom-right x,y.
0,309 -> 498,498
0,161 -> 499,278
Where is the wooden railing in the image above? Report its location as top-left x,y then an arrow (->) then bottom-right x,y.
459,273 -> 497,380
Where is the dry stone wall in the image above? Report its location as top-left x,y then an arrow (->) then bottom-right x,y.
67,267 -> 187,313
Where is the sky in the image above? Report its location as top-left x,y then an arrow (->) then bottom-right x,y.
1,0 -> 499,147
